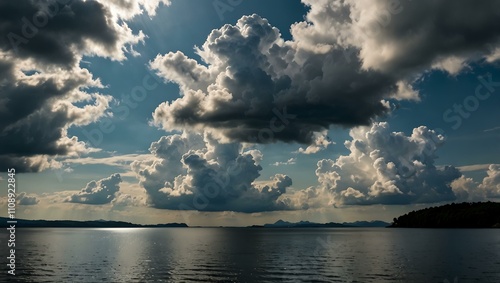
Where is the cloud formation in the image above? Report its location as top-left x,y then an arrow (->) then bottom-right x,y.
285,123 -> 462,207
17,192 -> 40,205
0,0 -> 167,172
452,164 -> 500,200
66,173 -> 122,204
102,0 -> 170,19
481,165 -> 500,198
132,133 -> 293,212
150,0 -> 500,144
296,132 -> 333,154
150,14 -> 397,144
305,0 -> 500,74
111,193 -> 146,209
0,0 -> 144,66
0,58 -> 109,172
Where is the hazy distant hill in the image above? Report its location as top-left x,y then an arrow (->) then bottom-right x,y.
343,220 -> 391,227
0,217 -> 188,228
250,219 -> 390,228
390,202 -> 500,228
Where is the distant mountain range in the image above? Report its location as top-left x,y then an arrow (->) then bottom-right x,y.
0,217 -> 188,228
0,217 -> 391,229
250,219 -> 390,228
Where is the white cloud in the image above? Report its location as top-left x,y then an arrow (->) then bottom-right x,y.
296,132 -> 333,154
283,122 -> 462,207
111,193 -> 146,209
66,173 -> 122,205
100,0 -> 171,19
452,164 -> 500,200
132,132 -> 294,212
484,126 -> 500,133
62,153 -> 154,170
480,165 -> 500,198
270,158 -> 297,167
456,164 -> 492,172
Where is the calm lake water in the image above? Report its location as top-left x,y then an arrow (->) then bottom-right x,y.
0,228 -> 499,282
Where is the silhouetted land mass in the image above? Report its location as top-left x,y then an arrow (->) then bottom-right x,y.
390,202 -> 500,228
0,217 -> 188,228
250,220 -> 390,228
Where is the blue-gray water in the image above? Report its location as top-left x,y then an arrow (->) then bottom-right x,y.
1,228 -> 499,282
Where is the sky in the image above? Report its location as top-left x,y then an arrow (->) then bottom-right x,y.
0,0 -> 499,226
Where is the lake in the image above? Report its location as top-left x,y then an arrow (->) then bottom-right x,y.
0,228 -> 499,282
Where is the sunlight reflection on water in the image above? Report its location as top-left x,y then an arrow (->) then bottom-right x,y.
0,228 -> 499,282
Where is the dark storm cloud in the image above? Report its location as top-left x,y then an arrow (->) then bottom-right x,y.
0,58 -> 110,172
0,60 -> 95,154
0,0 -> 149,172
0,156 -> 50,173
0,0 -> 119,67
151,15 -> 397,144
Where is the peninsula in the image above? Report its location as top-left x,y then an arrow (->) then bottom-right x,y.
390,202 -> 500,228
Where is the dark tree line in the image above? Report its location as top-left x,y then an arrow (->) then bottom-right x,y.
390,202 -> 500,228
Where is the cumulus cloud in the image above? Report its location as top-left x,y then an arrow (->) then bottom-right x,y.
17,192 -> 39,205
66,173 -> 122,204
296,132 -> 333,154
102,0 -> 170,19
0,56 -> 110,172
480,165 -> 500,198
285,122 -> 462,206
111,193 -> 146,209
150,1 -> 500,145
150,14 -> 397,144
0,0 -> 167,172
0,0 -> 146,66
296,0 -> 500,74
132,132 -> 293,213
453,165 -> 500,201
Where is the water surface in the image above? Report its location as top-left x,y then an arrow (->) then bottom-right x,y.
1,228 -> 499,282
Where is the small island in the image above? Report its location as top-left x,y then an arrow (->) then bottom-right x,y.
390,201 -> 500,228
0,217 -> 188,228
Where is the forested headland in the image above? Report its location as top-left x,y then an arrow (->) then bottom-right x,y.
390,202 -> 500,228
